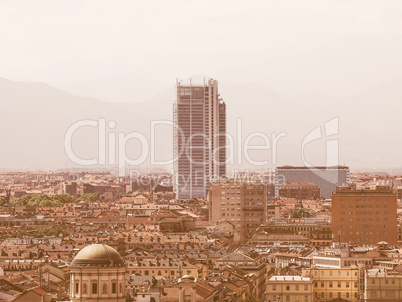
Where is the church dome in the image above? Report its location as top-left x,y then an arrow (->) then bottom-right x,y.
179,274 -> 196,283
71,243 -> 124,267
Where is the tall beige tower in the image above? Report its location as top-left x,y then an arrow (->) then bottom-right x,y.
173,78 -> 226,199
70,244 -> 126,302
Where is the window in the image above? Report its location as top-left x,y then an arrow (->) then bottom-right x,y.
112,282 -> 117,294
92,283 -> 97,294
83,284 -> 87,294
273,285 -> 276,290
286,285 -> 290,291
321,282 -> 324,288
338,282 -> 341,288
329,281 -> 333,288
75,282 -> 79,294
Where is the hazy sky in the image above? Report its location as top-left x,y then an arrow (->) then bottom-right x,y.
1,0 -> 402,102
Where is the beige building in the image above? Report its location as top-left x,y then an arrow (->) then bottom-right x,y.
302,266 -> 361,301
266,275 -> 313,302
70,244 -> 126,302
365,268 -> 402,301
209,178 -> 267,242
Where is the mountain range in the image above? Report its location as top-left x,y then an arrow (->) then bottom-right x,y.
1,76 -> 401,172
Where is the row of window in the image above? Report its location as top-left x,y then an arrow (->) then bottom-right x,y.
314,281 -> 357,288
74,282 -> 121,295
270,295 -> 308,302
371,278 -> 397,285
340,231 -> 388,235
315,292 -> 358,299
314,270 -> 358,277
340,198 -> 388,202
272,284 -> 309,291
340,204 -> 388,208
340,211 -> 389,215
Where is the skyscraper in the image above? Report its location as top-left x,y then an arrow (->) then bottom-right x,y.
173,78 -> 226,199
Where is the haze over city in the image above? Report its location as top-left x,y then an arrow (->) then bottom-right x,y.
3,2 -> 402,302
1,1 -> 402,171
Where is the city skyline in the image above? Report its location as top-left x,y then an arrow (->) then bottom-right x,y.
1,2 -> 402,301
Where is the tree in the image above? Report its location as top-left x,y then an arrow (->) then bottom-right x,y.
80,193 -> 101,202
10,226 -> 69,238
53,194 -> 76,204
0,197 -> 7,207
291,208 -> 307,218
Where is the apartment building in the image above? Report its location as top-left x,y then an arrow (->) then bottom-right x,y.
332,185 -> 397,245
302,266 -> 361,302
266,275 -> 313,302
365,268 -> 402,301
209,178 -> 267,242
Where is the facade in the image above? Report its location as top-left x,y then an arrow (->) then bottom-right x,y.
70,243 -> 126,302
266,276 -> 313,302
365,268 -> 402,301
209,178 -> 267,242
173,78 -> 226,199
278,182 -> 320,200
332,185 -> 398,245
303,266 -> 361,302
275,166 -> 350,198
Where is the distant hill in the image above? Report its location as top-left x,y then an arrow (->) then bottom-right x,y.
0,76 -> 401,172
